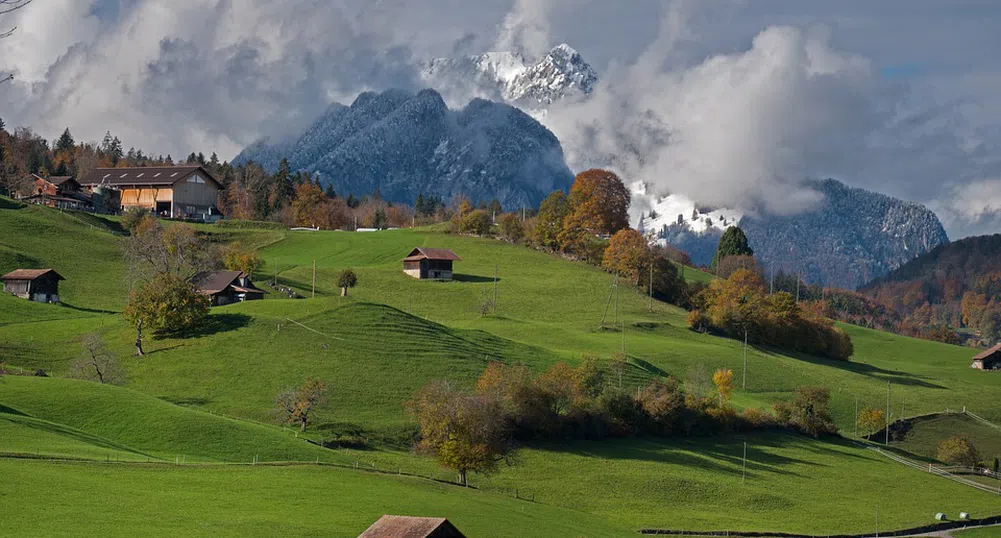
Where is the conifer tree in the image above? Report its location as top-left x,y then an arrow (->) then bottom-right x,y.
711,226 -> 754,270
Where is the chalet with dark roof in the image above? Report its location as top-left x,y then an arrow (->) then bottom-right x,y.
2,269 -> 65,304
402,248 -> 461,280
21,174 -> 92,211
190,270 -> 266,306
357,515 -> 466,538
78,165 -> 220,220
971,343 -> 1001,371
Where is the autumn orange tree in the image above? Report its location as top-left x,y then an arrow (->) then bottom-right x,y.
564,169 -> 630,235
222,242 -> 262,276
274,377 -> 329,432
602,228 -> 651,284
712,368 -> 734,407
408,380 -> 510,486
857,407 -> 884,437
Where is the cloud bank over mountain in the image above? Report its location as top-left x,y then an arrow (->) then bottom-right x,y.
1,0 -> 999,238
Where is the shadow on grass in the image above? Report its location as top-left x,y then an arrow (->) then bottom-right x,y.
754,344 -> 946,389
526,431 -> 872,480
170,313 -> 252,339
0,197 -> 26,210
59,303 -> 119,315
453,274 -> 500,283
630,357 -> 669,378
159,396 -> 212,407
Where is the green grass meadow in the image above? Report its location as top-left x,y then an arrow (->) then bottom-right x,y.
2,202 -> 1001,536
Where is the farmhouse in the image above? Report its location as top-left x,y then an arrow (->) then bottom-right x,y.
190,271 -> 266,306
20,174 -> 93,211
402,248 -> 461,281
971,343 -> 1001,370
1,269 -> 64,304
78,165 -> 220,220
357,515 -> 466,538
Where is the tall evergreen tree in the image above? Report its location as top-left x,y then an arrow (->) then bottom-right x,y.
415,193 -> 426,215
55,128 -> 75,152
273,158 -> 295,210
324,183 -> 336,198
711,226 -> 754,270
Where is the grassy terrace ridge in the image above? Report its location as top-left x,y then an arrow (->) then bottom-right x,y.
2,203 -> 1001,535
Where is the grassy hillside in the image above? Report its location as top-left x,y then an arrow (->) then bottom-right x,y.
1,459 -> 634,538
891,413 -> 1001,463
0,376 -> 345,463
3,204 -> 1001,535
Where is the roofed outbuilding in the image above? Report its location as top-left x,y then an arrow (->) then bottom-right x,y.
402,248 -> 461,280
190,270 -> 266,306
357,515 -> 466,538
971,343 -> 1001,371
2,269 -> 65,304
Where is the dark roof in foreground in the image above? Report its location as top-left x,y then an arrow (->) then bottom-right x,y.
190,271 -> 266,295
38,175 -> 76,187
357,515 -> 466,538
403,247 -> 461,262
78,166 -> 219,188
973,343 -> 1001,361
2,269 -> 64,281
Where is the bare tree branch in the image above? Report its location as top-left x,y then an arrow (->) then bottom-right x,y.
0,0 -> 32,83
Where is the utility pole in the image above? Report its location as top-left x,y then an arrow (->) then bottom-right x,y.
621,316 -> 625,354
312,260 -> 316,299
614,274 -> 619,327
742,329 -> 748,389
855,396 -> 859,437
648,262 -> 654,312
885,382 -> 891,445
274,257 -> 278,286
742,441 -> 747,484
875,504 -> 879,538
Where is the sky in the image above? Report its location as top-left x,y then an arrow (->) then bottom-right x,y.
1,0 -> 999,238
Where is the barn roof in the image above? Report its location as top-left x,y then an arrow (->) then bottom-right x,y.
1,269 -> 64,281
357,515 -> 466,538
78,166 -> 220,189
190,271 -> 251,295
403,247 -> 461,262
972,343 -> 1001,361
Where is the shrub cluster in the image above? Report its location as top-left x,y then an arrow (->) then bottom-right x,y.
690,269 -> 854,361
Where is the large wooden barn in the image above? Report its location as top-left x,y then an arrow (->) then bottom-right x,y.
971,343 -> 1001,370
1,269 -> 65,304
402,248 -> 460,280
79,165 -> 220,220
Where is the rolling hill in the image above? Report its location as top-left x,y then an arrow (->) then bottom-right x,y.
2,200 -> 1000,536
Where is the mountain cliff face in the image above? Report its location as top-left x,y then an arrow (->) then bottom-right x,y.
420,44 -> 597,109
642,179 -> 950,289
233,89 -> 573,209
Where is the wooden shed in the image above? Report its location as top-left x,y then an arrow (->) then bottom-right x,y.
971,343 -> 1001,370
357,515 -> 466,538
1,269 -> 65,304
190,271 -> 266,306
402,248 -> 461,280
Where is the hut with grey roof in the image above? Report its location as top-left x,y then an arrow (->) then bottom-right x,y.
357,515 -> 466,538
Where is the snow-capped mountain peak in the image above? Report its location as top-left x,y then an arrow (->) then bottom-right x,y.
632,182 -> 743,237
420,43 -> 597,108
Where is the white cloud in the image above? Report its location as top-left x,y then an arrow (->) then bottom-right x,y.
1,0 -> 1000,238
545,19 -> 879,217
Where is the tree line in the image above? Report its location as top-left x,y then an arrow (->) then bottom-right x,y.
409,359 -> 837,485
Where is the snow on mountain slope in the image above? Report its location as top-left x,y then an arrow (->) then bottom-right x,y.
421,44 -> 597,109
633,182 -> 742,236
